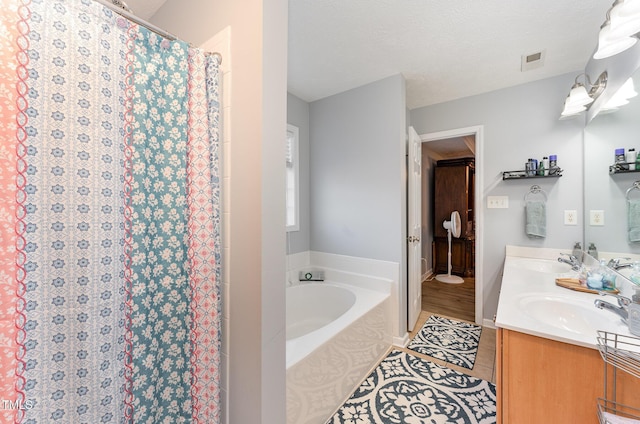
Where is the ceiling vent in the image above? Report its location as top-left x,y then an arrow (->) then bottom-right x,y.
521,50 -> 546,72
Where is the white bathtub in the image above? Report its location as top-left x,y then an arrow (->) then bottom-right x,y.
286,282 -> 391,424
286,283 -> 356,341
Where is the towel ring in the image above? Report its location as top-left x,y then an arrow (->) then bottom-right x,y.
626,181 -> 640,200
524,185 -> 547,202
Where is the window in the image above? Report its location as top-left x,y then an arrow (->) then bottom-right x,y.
286,124 -> 299,232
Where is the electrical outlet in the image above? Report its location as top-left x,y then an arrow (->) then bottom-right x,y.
590,210 -> 605,226
487,196 -> 509,209
564,210 -> 577,225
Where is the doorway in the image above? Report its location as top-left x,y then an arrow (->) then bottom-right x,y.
412,126 -> 484,325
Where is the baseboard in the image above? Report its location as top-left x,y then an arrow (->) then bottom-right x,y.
482,318 -> 496,329
421,268 -> 433,282
392,333 -> 410,348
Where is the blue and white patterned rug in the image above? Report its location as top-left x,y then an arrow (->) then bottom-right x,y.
408,315 -> 483,369
327,349 -> 496,424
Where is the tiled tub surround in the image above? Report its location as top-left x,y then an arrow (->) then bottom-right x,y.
285,253 -> 394,424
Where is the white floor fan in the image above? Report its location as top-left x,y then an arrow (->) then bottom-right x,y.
436,210 -> 464,284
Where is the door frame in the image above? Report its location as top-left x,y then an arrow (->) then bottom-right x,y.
417,125 -> 484,326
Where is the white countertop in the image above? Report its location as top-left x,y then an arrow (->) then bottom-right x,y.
495,246 -> 635,350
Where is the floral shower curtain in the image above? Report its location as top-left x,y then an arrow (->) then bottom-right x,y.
0,0 -> 222,423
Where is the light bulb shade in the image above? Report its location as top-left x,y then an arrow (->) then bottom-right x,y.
609,7 -> 640,38
612,0 -> 640,20
594,31 -> 638,59
618,77 -> 638,99
603,77 -> 638,109
594,21 -> 638,59
561,95 -> 587,116
567,84 -> 594,107
605,96 -> 630,109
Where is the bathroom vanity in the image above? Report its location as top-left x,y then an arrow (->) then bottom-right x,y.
495,246 -> 640,423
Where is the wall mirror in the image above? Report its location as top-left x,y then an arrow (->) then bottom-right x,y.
584,70 -> 640,262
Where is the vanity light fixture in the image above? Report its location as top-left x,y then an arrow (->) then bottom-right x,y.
560,72 -> 608,118
594,0 -> 640,60
602,77 -> 638,111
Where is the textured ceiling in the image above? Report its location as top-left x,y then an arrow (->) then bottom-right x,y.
289,0 -> 613,109
121,0 -> 612,111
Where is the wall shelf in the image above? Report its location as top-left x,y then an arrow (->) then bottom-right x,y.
610,162 -> 640,175
502,169 -> 563,180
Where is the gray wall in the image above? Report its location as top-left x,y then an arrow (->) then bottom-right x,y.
286,93 -> 311,254
411,72 -> 585,320
309,74 -> 407,263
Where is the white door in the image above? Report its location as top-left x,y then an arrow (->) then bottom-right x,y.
407,126 -> 422,331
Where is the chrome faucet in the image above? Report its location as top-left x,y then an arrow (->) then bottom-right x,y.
594,292 -> 631,322
607,257 -> 633,270
557,253 -> 581,271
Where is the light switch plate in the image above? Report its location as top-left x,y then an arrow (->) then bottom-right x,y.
564,210 -> 578,225
487,196 -> 509,209
590,210 -> 605,226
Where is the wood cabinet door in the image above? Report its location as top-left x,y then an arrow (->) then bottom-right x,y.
433,237 -> 466,275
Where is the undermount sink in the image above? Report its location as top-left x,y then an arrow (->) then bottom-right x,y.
508,258 -> 573,274
517,294 -> 623,335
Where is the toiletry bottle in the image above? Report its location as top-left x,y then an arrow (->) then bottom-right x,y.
587,263 -> 604,290
549,155 -> 558,175
577,264 -> 588,287
538,158 -> 545,176
572,242 -> 582,262
542,156 -> 549,176
628,148 -> 637,171
600,259 -> 616,290
587,242 -> 598,259
616,148 -> 628,170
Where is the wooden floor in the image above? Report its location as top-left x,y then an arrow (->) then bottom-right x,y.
421,275 -> 475,322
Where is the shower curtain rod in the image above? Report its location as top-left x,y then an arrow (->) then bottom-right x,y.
92,0 -> 222,63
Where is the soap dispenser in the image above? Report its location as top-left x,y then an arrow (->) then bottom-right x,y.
572,242 -> 583,262
587,242 -> 598,259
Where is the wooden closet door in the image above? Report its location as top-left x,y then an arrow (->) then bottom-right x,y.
434,165 -> 468,238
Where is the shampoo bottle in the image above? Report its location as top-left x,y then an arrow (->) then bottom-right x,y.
628,148 -> 637,171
